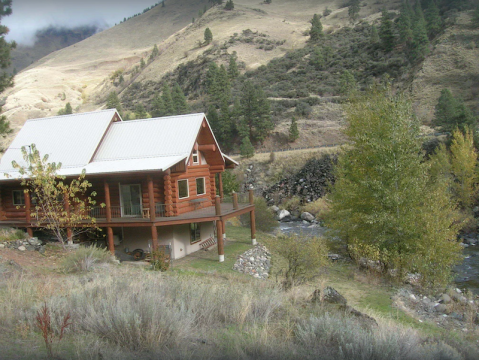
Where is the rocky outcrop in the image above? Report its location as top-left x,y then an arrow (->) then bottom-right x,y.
0,238 -> 45,254
233,245 -> 271,279
263,154 -> 337,205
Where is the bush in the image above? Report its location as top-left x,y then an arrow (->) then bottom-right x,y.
241,197 -> 277,232
62,246 -> 116,273
0,228 -> 27,242
302,197 -> 330,221
151,248 -> 170,271
282,196 -> 302,214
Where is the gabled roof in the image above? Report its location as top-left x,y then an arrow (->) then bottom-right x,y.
0,110 -> 231,180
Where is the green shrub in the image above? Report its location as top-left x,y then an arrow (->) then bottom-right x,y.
282,196 -> 302,213
302,197 -> 330,220
62,246 -> 116,273
151,248 -> 170,271
241,197 -> 277,232
0,228 -> 27,242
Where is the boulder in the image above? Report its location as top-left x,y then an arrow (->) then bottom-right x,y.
323,287 -> 348,306
17,245 -> 26,251
0,243 -> 4,249
435,304 -> 447,313
346,306 -> 378,328
28,237 -> 42,246
440,293 -> 452,304
271,205 -> 280,213
277,209 -> 291,221
301,212 -> 315,222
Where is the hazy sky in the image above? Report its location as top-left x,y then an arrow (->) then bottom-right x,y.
3,0 -> 163,46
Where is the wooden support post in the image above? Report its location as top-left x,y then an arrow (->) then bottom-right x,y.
218,172 -> 224,201
67,228 -> 73,245
24,190 -> 31,223
104,180 -> 111,222
147,175 -> 156,221
249,188 -> 254,205
164,170 -> 173,217
215,196 -> 224,262
107,227 -> 114,255
151,225 -> 158,251
63,193 -> 73,245
27,228 -> 33,237
222,219 -> 226,241
232,192 -> 238,210
250,209 -> 257,245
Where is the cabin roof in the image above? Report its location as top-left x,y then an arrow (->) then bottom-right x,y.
0,110 -> 230,180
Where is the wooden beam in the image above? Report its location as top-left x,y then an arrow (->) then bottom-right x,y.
151,225 -> 158,251
232,192 -> 238,210
147,175 -> 156,222
218,173 -> 224,201
27,228 -> 33,237
104,179 -> 111,223
249,188 -> 254,205
164,170 -> 173,217
250,209 -> 256,245
107,227 -> 114,254
198,144 -> 216,152
24,190 -> 31,223
63,193 -> 73,245
67,228 -> 73,245
216,219 -> 224,262
222,219 -> 226,241
215,195 -> 221,216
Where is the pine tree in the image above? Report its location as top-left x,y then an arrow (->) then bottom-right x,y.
370,25 -> 380,44
409,2 -> 430,61
240,136 -> 255,158
288,116 -> 299,142
228,54 -> 239,80
150,94 -> 165,117
217,65 -> 231,104
149,44 -> 159,62
140,58 -> 146,69
309,14 -> 323,41
224,0 -> 234,10
204,27 -> 213,45
134,104 -> 147,118
424,0 -> 442,38
106,91 -> 123,117
326,86 -> 461,286
397,0 -> 413,44
379,9 -> 395,52
309,46 -> 325,69
339,70 -> 357,96
161,83 -> 175,115
172,83 -> 188,114
433,89 -> 476,135
239,81 -> 272,143
206,62 -> 219,97
207,105 -> 220,136
348,0 -> 361,24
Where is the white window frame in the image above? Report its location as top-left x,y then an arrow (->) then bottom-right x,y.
192,149 -> 199,164
12,190 -> 25,206
178,179 -> 189,199
196,177 -> 206,196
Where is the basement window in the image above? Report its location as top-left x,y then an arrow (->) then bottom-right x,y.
190,223 -> 201,244
178,179 -> 189,199
196,178 -> 206,196
12,190 -> 25,206
192,149 -> 199,164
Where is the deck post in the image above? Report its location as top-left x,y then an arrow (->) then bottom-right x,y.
222,220 -> 226,241
27,228 -> 33,237
232,192 -> 238,210
24,190 -> 31,223
107,227 -> 114,255
151,225 -> 158,251
104,180 -> 111,222
250,209 -> 256,245
215,196 -> 224,262
64,193 -> 73,245
164,169 -> 173,217
147,175 -> 156,221
218,172 -> 224,201
249,188 -> 254,205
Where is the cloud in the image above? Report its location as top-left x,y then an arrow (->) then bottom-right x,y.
2,0 -> 163,46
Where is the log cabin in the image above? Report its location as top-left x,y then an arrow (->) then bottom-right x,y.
0,109 -> 256,262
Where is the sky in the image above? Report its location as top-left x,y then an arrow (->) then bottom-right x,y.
2,0 -> 163,46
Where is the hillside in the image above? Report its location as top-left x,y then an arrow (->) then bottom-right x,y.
1,0 -> 478,153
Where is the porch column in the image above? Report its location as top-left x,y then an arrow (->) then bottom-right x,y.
222,220 -> 226,241
151,225 -> 158,251
249,189 -> 256,245
104,179 -> 111,223
64,193 -> 73,245
164,170 -> 173,217
107,227 -> 114,255
147,175 -> 156,221
232,192 -> 238,210
215,196 -> 224,262
25,190 -> 31,223
218,172 -> 224,201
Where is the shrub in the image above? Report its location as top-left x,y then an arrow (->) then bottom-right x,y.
151,248 -> 170,271
0,227 -> 27,242
302,197 -> 330,221
241,197 -> 277,232
61,246 -> 116,273
282,196 -> 302,214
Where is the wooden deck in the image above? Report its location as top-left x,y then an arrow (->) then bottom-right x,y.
0,203 -> 254,229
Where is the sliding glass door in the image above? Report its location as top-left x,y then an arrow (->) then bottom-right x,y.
120,184 -> 142,217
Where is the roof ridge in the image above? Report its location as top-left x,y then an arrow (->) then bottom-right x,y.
113,112 -> 205,124
93,154 -> 187,162
25,108 -> 117,123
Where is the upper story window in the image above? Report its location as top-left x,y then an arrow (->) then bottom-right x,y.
192,149 -> 199,164
196,178 -> 206,195
12,190 -> 25,206
178,179 -> 189,199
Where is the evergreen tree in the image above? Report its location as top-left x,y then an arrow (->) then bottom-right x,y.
65,102 -> 73,115
339,70 -> 357,96
309,46 -> 325,69
161,83 -> 175,115
370,25 -> 380,44
149,44 -> 159,62
309,14 -> 323,41
409,5 -> 430,62
207,105 -> 220,136
239,81 -> 273,143
224,0 -> 234,10
379,9 -> 395,52
172,83 -> 188,114
348,0 -> 361,24
217,65 -> 231,104
397,0 -> 413,44
150,94 -> 165,117
106,91 -> 123,117
204,27 -> 213,45
206,62 -> 219,96
424,0 -> 442,38
240,136 -> 254,158
140,58 -> 146,69
433,89 -> 476,135
288,116 -> 299,142
228,54 -> 239,80
134,104 -> 147,118
326,86 -> 461,287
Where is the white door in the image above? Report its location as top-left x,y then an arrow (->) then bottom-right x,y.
120,184 -> 142,216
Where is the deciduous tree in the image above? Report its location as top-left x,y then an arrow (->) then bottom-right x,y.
0,0 -> 14,143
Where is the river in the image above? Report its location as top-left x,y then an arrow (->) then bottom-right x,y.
277,221 -> 479,294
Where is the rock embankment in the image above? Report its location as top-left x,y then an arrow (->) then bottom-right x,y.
0,237 -> 45,254
233,244 -> 271,279
263,154 -> 336,205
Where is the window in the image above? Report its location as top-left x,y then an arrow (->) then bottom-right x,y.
192,149 -> 199,164
190,223 -> 201,244
178,179 -> 189,199
196,178 -> 205,195
12,190 -> 25,206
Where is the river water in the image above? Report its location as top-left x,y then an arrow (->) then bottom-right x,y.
277,221 -> 479,294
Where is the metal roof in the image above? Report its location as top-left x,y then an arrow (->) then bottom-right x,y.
0,109 -> 117,174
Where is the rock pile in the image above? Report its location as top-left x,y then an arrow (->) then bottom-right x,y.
263,154 -> 336,205
233,244 -> 271,279
0,238 -> 45,254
